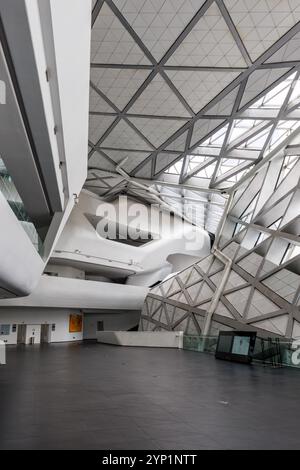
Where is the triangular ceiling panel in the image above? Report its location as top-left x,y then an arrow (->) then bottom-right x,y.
225,271 -> 248,291
152,306 -> 163,322
186,282 -> 203,305
113,0 -> 206,62
237,252 -> 263,277
205,86 -> 240,116
196,282 -> 214,305
225,0 -> 300,61
197,255 -> 214,274
128,74 -> 192,117
90,68 -> 151,110
165,70 -> 240,113
88,115 -> 116,145
134,159 -> 152,178
215,301 -> 235,319
165,130 -> 188,152
186,315 -> 201,335
177,267 -> 194,285
263,269 -> 300,303
128,117 -> 187,148
186,267 -> 203,286
100,119 -> 153,150
169,291 -> 182,301
239,68 -> 291,109
266,31 -> 300,63
149,298 -> 162,315
89,151 -> 117,172
225,286 -> 252,316
172,307 -> 188,325
159,308 -> 168,326
247,289 -> 279,319
164,277 -> 180,297
91,2 -> 151,65
174,316 -> 189,332
208,257 -> 224,274
89,87 -> 115,113
164,303 -> 175,323
177,292 -> 189,304
190,119 -> 225,148
155,153 -> 180,175
209,271 -> 224,287
199,301 -> 211,312
251,315 -> 289,336
99,149 -> 150,173
166,2 -> 247,67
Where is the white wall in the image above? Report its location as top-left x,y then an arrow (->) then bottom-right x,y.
0,308 -> 141,344
0,308 -> 83,345
83,311 -> 140,340
46,0 -> 91,196
25,0 -> 91,202
25,324 -> 41,345
0,275 -> 148,310
0,0 -> 91,297
0,191 -> 44,296
96,331 -> 184,349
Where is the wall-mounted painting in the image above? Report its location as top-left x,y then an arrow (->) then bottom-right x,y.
69,314 -> 82,333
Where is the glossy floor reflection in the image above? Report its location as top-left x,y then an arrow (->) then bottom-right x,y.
0,342 -> 300,449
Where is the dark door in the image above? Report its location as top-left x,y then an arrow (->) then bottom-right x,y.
40,324 -> 50,343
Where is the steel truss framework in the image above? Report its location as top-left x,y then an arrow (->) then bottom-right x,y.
87,0 -> 300,233
140,144 -> 300,339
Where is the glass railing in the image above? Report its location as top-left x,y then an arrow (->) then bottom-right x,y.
183,334 -> 300,369
183,334 -> 219,353
252,337 -> 300,369
0,158 -> 42,253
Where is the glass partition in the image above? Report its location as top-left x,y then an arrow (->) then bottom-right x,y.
183,334 -> 300,369
0,157 -> 42,253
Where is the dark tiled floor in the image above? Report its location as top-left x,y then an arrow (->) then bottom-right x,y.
0,342 -> 300,449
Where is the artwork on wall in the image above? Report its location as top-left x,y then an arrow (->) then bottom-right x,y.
69,314 -> 82,333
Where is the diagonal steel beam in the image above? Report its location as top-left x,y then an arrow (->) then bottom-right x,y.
89,111 -> 189,121
89,0 -> 300,201
160,70 -> 195,117
179,127 -> 193,183
129,23 -> 300,176
90,62 -> 300,72
92,0 -> 105,26
90,81 -> 156,152
103,0 -> 209,118
216,0 -> 252,67
179,68 -> 297,184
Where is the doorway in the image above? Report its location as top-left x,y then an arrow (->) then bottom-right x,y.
40,324 -> 50,344
83,315 -> 104,340
17,324 -> 26,344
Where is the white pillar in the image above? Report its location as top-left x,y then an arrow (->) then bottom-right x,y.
0,340 -> 6,365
